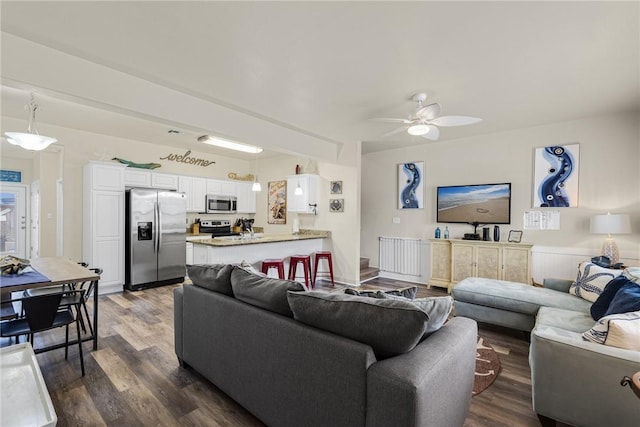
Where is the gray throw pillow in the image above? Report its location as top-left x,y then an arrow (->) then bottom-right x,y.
344,286 -> 418,299
187,264 -> 234,296
287,291 -> 433,358
230,266 -> 304,317
377,293 -> 453,336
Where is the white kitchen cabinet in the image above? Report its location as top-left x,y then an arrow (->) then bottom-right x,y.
235,182 -> 257,213
88,161 -> 125,191
123,169 -> 151,187
178,176 -> 206,212
151,173 -> 179,190
83,162 -> 126,292
193,244 -> 208,265
286,174 -> 319,214
186,242 -> 194,266
206,179 -> 235,196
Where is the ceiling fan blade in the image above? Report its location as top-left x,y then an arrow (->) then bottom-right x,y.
415,103 -> 441,121
419,125 -> 440,141
369,117 -> 412,124
380,126 -> 409,138
429,115 -> 482,127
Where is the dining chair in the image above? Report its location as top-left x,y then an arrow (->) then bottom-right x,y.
24,264 -> 99,335
1,290 -> 85,376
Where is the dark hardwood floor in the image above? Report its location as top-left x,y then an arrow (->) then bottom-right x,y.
2,278 -> 544,426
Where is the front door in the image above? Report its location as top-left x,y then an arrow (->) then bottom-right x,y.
0,184 -> 28,258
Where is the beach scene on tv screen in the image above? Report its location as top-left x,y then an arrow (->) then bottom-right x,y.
438,184 -> 510,223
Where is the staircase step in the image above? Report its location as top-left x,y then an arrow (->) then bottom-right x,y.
360,257 -> 370,270
360,267 -> 379,281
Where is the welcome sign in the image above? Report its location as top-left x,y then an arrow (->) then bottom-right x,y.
160,150 -> 215,167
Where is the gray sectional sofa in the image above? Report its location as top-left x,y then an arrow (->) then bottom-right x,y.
452,276 -> 640,427
174,264 -> 478,427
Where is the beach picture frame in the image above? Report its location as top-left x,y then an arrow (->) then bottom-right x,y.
508,230 -> 523,243
267,180 -> 287,224
532,143 -> 580,208
398,161 -> 424,209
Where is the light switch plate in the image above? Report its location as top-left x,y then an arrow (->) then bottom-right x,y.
392,217 -> 400,224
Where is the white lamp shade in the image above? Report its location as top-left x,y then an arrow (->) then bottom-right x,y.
590,214 -> 631,235
4,132 -> 57,151
251,181 -> 262,192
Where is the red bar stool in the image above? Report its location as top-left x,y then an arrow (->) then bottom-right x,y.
313,251 -> 335,287
261,259 -> 285,279
288,255 -> 312,288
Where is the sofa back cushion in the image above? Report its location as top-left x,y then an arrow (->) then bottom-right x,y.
230,266 -> 304,317
187,264 -> 234,296
569,262 -> 622,303
287,291 -> 446,358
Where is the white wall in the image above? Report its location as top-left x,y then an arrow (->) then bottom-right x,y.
362,112 -> 640,281
252,142 -> 361,284
1,117 -> 362,284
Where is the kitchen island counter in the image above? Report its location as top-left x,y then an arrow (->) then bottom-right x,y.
186,230 -> 330,247
187,230 -> 330,268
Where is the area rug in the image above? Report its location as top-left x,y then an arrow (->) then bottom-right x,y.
473,336 -> 501,396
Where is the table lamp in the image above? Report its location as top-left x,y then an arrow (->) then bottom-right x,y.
590,213 -> 631,265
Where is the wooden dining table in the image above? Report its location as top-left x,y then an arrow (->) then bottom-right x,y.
0,257 -> 101,351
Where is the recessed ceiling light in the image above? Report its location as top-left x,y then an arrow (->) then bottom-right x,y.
197,135 -> 263,154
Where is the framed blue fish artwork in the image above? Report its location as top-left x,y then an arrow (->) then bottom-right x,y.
398,161 -> 425,209
532,143 -> 580,208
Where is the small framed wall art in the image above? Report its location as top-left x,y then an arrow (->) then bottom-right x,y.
267,180 -> 287,224
330,180 -> 342,194
508,230 -> 523,243
398,161 -> 424,209
329,199 -> 344,213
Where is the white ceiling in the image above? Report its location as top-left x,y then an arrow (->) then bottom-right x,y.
1,1 -> 638,159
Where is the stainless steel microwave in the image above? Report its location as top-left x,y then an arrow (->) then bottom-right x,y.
205,195 -> 237,213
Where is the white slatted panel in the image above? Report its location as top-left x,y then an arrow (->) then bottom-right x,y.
379,237 -> 423,276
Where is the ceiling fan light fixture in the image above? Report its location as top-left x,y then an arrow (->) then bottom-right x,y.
407,124 -> 430,136
198,135 -> 263,154
4,94 -> 57,151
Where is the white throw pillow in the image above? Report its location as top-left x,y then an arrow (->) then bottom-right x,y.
582,310 -> 640,351
623,267 -> 640,284
569,262 -> 622,303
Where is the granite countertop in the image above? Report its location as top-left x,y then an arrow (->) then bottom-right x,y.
186,229 -> 331,247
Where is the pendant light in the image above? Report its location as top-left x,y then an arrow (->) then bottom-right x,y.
295,180 -> 303,196
4,94 -> 57,151
251,151 -> 262,192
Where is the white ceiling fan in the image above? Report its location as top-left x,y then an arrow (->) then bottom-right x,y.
371,93 -> 482,141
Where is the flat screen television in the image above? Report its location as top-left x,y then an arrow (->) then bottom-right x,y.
436,183 -> 511,225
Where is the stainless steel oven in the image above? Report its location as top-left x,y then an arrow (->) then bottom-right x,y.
205,195 -> 237,213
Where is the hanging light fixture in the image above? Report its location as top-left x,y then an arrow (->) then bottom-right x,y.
295,180 -> 303,196
4,94 -> 57,151
407,123 -> 430,136
251,151 -> 262,192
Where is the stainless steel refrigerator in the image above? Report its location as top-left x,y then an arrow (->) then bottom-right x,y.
125,188 -> 186,291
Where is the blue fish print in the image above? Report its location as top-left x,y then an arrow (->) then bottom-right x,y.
537,146 -> 574,207
400,163 -> 421,209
